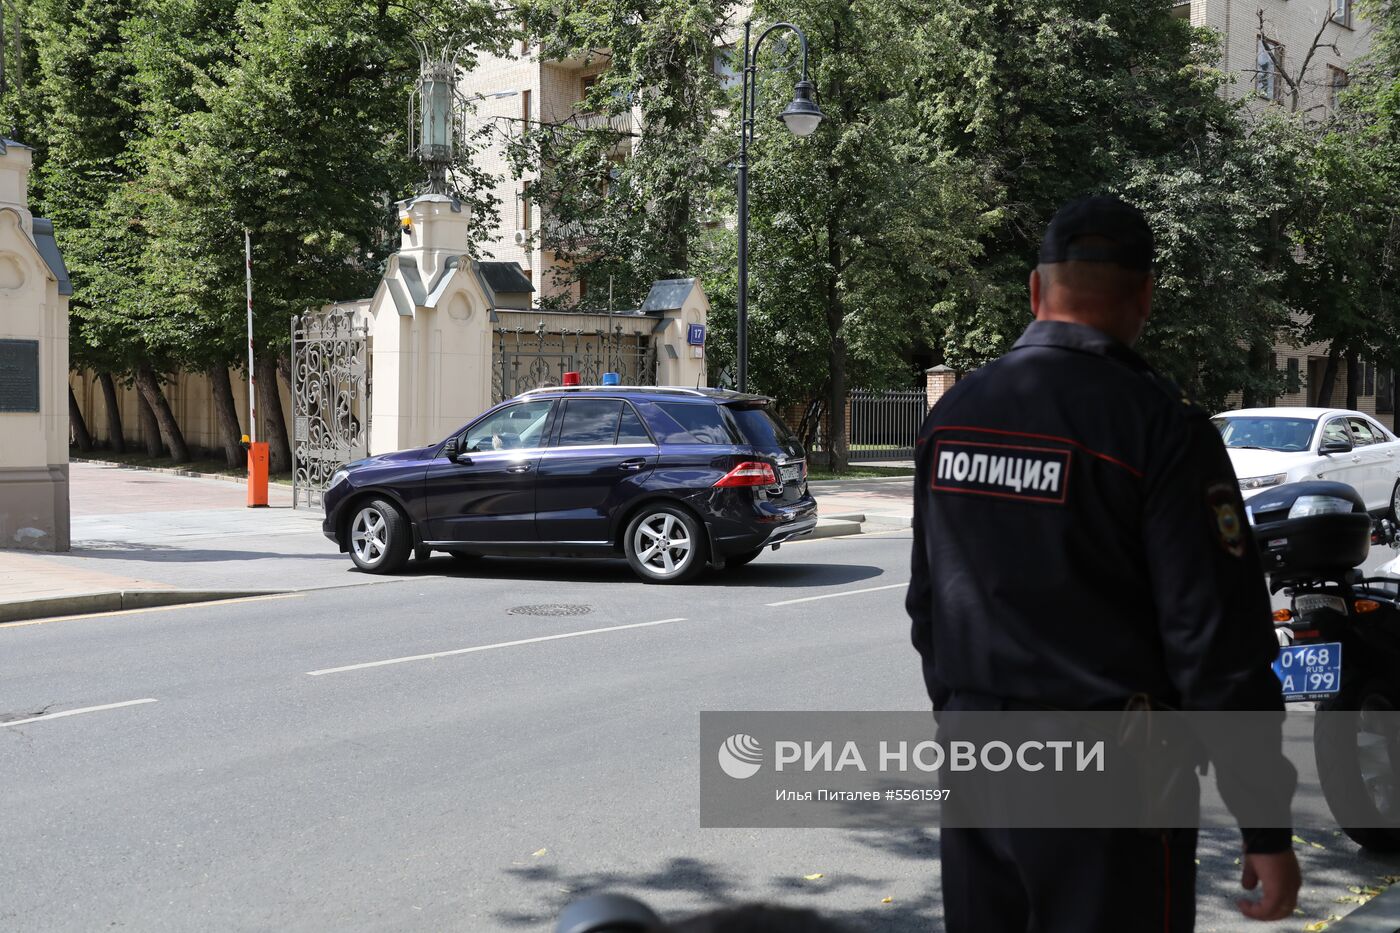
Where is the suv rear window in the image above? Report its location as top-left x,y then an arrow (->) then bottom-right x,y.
727,406 -> 795,452
653,402 -> 737,445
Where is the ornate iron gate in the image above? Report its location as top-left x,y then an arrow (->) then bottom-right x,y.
291,308 -> 371,508
492,324 -> 657,402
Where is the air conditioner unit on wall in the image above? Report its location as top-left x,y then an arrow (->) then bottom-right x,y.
513,229 -> 531,249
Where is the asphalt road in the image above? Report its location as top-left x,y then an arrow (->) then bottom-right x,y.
3,530 -> 1398,932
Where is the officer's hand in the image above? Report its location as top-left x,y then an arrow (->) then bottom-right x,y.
1237,850 -> 1301,921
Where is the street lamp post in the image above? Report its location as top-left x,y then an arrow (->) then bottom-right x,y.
736,21 -> 824,393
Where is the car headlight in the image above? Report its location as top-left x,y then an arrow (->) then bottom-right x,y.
1238,473 -> 1286,491
330,469 -> 350,489
1288,495 -> 1354,518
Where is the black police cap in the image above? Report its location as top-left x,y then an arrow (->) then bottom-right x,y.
1038,195 -> 1154,271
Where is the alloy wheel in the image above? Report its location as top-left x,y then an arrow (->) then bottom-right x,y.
351,506 -> 388,566
632,512 -> 693,577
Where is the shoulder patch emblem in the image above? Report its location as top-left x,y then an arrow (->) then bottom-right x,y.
1207,482 -> 1247,558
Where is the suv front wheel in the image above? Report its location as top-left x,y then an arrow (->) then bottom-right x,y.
624,505 -> 707,584
347,498 -> 412,574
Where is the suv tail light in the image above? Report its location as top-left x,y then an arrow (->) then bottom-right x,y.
714,461 -> 777,488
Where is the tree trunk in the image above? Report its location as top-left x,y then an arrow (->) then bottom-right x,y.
136,387 -> 163,457
98,371 -> 125,453
1345,349 -> 1359,412
1315,343 -> 1342,408
134,365 -> 190,462
68,384 -> 93,452
256,352 -> 292,474
826,342 -> 849,473
208,365 -> 244,468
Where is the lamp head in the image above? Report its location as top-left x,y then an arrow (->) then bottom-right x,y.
780,79 -> 824,137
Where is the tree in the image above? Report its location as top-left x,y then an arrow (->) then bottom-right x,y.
696,0 -> 990,469
133,0 -> 506,471
510,0 -> 734,308
899,0 -> 1307,411
7,0 -> 185,456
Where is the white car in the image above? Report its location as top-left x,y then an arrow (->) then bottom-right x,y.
1212,407 -> 1400,517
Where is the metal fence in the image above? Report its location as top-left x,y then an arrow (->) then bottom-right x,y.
847,388 -> 927,462
492,326 -> 656,402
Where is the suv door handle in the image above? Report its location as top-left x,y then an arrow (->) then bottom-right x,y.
506,462 -> 533,474
619,458 -> 647,472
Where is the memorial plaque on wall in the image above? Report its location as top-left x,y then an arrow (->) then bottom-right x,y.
0,339 -> 40,412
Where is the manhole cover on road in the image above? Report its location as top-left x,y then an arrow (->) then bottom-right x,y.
507,604 -> 593,617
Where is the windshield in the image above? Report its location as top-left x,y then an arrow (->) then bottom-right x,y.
1211,415 -> 1317,452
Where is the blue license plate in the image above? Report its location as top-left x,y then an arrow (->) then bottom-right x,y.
1273,642 -> 1343,701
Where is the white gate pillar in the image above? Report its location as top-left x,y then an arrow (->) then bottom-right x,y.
365,195 -> 495,455
642,278 -> 709,389
0,140 -> 72,551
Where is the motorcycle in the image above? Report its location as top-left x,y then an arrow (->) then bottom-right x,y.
1250,480 -> 1400,851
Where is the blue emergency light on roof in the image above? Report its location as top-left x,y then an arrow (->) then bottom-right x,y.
601,372 -> 621,386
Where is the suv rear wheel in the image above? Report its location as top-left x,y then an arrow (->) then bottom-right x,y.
347,498 -> 411,574
624,505 -> 707,584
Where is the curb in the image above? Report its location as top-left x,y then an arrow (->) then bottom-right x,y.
807,518 -> 863,540
809,476 -> 914,486
1328,880 -> 1400,931
70,457 -> 294,489
0,589 -> 288,625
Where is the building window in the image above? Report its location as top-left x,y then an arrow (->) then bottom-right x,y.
521,181 -> 532,230
1332,0 -> 1352,27
713,47 -> 741,91
521,266 -> 532,284
1366,362 -> 1376,397
1286,356 -> 1300,392
521,89 -> 531,128
580,74 -> 601,113
1379,369 -> 1394,413
1257,38 -> 1284,102
1328,65 -> 1349,113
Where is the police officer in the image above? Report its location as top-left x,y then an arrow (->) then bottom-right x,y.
907,196 -> 1301,931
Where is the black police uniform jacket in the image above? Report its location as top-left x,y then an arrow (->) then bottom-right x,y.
907,320 -> 1294,851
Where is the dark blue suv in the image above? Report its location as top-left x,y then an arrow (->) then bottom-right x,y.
321,386 -> 817,583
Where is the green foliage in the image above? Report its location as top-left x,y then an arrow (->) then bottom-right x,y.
2,0 -> 1397,438
698,0 -> 991,407
509,0 -> 733,308
4,0 -> 506,375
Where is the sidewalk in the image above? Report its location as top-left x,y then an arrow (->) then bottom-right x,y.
0,462 -> 371,623
1,461 -> 904,624
809,477 -> 915,532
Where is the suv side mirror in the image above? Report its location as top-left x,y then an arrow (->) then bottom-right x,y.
1320,439 -> 1353,454
442,436 -> 459,460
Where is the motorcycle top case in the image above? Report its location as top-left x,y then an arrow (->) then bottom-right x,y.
1248,481 -> 1371,581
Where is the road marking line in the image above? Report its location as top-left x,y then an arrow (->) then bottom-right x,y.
0,698 -> 157,729
766,583 -> 908,607
307,617 -> 689,676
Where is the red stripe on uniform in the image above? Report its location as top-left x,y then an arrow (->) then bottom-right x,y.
931,425 -> 1145,479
